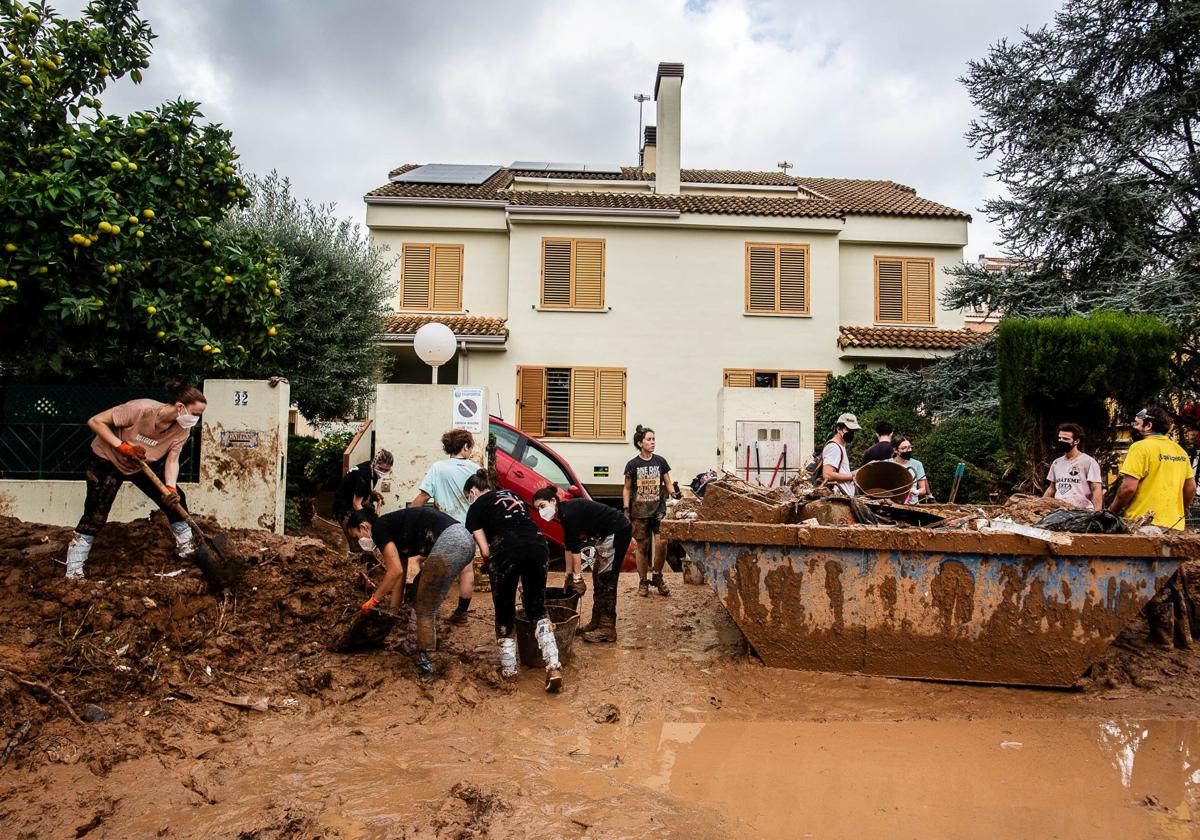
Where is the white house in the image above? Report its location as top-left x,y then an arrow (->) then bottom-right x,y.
365,62 -> 982,496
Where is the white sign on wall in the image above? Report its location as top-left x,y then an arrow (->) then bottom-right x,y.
452,387 -> 485,434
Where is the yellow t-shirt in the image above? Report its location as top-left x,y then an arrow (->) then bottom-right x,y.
1119,435 -> 1193,530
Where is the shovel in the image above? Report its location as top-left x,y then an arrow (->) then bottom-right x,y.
329,606 -> 399,653
135,458 -> 246,592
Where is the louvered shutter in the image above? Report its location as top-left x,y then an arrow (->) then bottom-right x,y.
569,368 -> 598,438
573,240 -> 604,308
597,369 -> 626,439
876,259 -> 904,322
747,245 -> 777,312
904,258 -> 934,324
724,369 -> 754,387
401,245 -> 431,309
431,245 -> 463,311
778,247 -> 808,313
542,240 -> 572,306
779,372 -> 801,388
516,366 -> 546,437
801,371 -> 830,399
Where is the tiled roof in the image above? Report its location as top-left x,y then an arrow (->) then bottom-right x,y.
379,313 -> 508,338
838,325 -> 986,351
369,165 -> 971,220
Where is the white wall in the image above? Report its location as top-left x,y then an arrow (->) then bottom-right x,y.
717,387 -> 815,478
837,242 -> 967,329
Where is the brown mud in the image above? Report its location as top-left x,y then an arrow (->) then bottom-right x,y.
1,515 -> 1200,838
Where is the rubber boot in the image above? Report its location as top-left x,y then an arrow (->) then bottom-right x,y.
638,578 -> 650,598
65,532 -> 93,580
534,617 -> 563,693
653,571 -> 671,597
497,637 -> 518,679
581,615 -> 616,644
416,650 -> 435,680
170,521 -> 195,558
579,613 -> 601,634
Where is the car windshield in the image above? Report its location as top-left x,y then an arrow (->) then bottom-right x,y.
520,443 -> 572,489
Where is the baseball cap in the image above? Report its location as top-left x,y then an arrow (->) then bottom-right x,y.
836,413 -> 862,430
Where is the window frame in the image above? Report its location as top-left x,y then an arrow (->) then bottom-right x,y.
399,242 -> 464,312
515,364 -> 627,440
744,242 -> 811,316
540,236 -> 607,310
873,255 -> 935,325
723,367 -> 830,399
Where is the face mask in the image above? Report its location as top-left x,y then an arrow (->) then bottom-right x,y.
898,451 -> 912,460
537,506 -> 555,522
1055,440 -> 1073,453
1130,427 -> 1145,441
843,430 -> 856,444
358,536 -> 378,553
177,410 -> 199,430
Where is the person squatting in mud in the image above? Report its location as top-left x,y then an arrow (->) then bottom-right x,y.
462,470 -> 563,692
331,449 -> 394,553
411,429 -> 480,625
64,382 -> 207,579
623,424 -> 676,598
347,506 -> 475,679
532,486 -> 631,644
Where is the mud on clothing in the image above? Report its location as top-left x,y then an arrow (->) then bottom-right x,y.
464,489 -> 540,545
559,499 -> 629,554
624,454 -> 671,520
332,460 -> 380,518
77,453 -> 188,536
370,507 -> 456,558
489,533 -> 549,639
588,526 -> 632,621
90,399 -> 191,475
413,523 -> 475,651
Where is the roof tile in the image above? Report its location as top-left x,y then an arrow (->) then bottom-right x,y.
380,313 -> 508,338
838,325 -> 985,351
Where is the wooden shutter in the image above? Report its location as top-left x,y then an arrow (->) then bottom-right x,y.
802,371 -> 830,399
431,245 -> 463,311
573,240 -> 605,308
778,246 -> 808,313
876,258 -> 904,322
569,367 -> 598,438
597,368 -> 626,439
542,239 -> 572,306
516,366 -> 546,437
400,244 -> 431,309
779,372 -> 801,388
724,368 -> 754,387
747,245 -> 777,312
904,258 -> 934,324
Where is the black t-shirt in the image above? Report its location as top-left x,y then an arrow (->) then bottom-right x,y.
624,454 -> 671,518
333,460 -> 378,515
370,507 -> 456,557
862,441 -> 893,465
465,489 -> 540,542
559,499 -> 628,553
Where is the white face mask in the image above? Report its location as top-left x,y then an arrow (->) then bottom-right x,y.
537,505 -> 555,522
177,410 -> 199,430
358,536 -> 378,553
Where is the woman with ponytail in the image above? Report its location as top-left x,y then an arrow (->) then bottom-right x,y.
64,382 -> 207,579
623,424 -> 675,597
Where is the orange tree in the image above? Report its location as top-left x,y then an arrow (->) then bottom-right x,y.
0,0 -> 281,381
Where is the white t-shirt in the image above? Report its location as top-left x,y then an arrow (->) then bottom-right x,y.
1046,452 -> 1102,509
822,441 -> 855,497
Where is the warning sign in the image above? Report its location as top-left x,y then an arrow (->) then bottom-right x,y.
452,387 -> 485,434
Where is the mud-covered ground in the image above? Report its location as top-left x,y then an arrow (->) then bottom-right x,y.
1,515 -> 1199,839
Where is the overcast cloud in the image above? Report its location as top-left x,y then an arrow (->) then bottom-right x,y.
62,0 -> 1062,260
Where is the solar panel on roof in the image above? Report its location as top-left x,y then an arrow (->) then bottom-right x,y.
509,161 -> 549,171
392,164 -> 501,185
584,163 -> 624,174
510,161 -> 626,175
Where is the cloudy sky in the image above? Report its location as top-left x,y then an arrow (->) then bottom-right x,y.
67,0 -> 1062,260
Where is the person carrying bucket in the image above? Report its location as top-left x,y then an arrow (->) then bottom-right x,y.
532,486 -> 631,644
63,382 -> 207,579
463,470 -> 562,692
346,505 -> 474,680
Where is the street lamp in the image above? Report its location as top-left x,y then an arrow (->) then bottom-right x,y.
414,322 -> 456,383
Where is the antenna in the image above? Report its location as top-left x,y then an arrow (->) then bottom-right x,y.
634,93 -> 651,165
777,160 -> 794,175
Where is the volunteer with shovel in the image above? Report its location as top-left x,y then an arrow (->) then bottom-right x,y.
463,470 -> 563,692
64,382 -> 206,579
347,505 -> 475,679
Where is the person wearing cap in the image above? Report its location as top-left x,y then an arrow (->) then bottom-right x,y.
821,413 -> 861,496
1108,407 -> 1196,530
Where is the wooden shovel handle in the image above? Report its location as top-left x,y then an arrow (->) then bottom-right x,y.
134,458 -> 206,538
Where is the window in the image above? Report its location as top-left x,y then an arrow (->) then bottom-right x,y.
521,442 -> 573,489
875,256 -> 934,324
745,243 -> 809,314
723,368 -> 830,399
541,237 -> 605,308
400,243 -> 463,311
490,422 -> 521,457
515,366 -> 626,439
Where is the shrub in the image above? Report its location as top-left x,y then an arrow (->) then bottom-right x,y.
302,430 -> 353,491
814,367 -> 891,442
286,434 -> 319,496
921,415 -> 1008,503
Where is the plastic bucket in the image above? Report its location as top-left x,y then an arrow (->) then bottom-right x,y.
544,590 -> 581,613
515,604 -> 579,668
854,460 -> 915,500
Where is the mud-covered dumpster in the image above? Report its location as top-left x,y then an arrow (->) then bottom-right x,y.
664,520 -> 1192,687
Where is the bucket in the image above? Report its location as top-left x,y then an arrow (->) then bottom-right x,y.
854,460 -> 915,500
545,590 -> 581,613
514,604 -> 579,668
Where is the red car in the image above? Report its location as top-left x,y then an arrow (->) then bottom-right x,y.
490,416 -> 636,571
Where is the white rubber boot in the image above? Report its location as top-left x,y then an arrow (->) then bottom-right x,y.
170,521 -> 195,558
65,532 -> 93,580
498,637 -> 519,679
535,617 -> 563,693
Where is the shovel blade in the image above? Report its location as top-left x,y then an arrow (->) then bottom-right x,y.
330,610 -> 397,653
192,534 -> 246,592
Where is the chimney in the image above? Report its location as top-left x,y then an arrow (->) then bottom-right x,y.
641,125 -> 657,174
653,62 -> 683,194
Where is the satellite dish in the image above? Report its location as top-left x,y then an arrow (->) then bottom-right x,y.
414,322 -> 456,383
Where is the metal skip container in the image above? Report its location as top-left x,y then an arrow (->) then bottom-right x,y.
663,520 -> 1193,687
